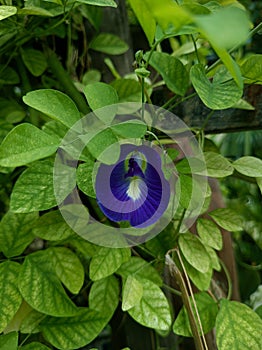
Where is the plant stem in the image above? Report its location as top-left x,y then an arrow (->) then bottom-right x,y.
219,259 -> 233,300
177,249 -> 209,350
44,47 -> 90,115
165,253 -> 205,350
163,283 -> 182,296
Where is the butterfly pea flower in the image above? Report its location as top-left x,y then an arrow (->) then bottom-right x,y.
95,144 -> 171,228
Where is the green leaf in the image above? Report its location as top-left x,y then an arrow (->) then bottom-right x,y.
0,262 -> 22,333
23,89 -> 81,128
232,98 -> 255,110
41,309 -> 109,350
10,160 -> 57,213
89,275 -> 119,316
173,292 -> 218,337
4,300 -> 41,334
176,157 -> 206,174
32,210 -> 74,241
21,49 -> 47,77
0,123 -> 59,167
65,235 -> 99,257
128,0 -> 156,44
110,78 -> 142,103
0,98 -> 26,124
209,208 -> 243,232
257,177 -> 262,195
181,253 -> 212,291
80,128 -> 120,164
0,211 -> 38,258
178,174 -> 193,209
42,120 -> 68,142
213,46 -> 243,88
128,279 -> 172,331
18,7 -> 54,16
216,299 -> 262,350
144,0 -> 192,33
48,247 -> 84,294
233,156 -> 262,177
203,152 -> 234,177
89,33 -> 129,55
117,257 -> 162,286
206,245 -> 221,271
21,342 -> 51,350
145,224 -> 177,258
197,218 -> 223,250
76,158 -> 96,198
18,250 -> 78,317
20,305 -> 43,334
0,5 -> 17,20
196,6 -> 249,50
0,65 -> 19,85
178,233 -> 210,273
89,247 -> 131,281
241,54 -> 262,84
83,82 -> 118,124
147,51 -> 188,96
0,332 -> 18,350
122,275 -> 143,311
190,64 -> 242,109
110,120 -> 147,138
76,0 -> 117,7
82,69 -> 101,85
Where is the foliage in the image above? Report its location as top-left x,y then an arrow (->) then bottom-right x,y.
0,0 -> 262,349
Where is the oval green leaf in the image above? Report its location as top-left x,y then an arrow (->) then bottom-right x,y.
122,275 -> 143,311
0,332 -> 18,350
147,51 -> 188,96
233,156 -> 262,177
0,5 -> 17,20
203,152 -> 234,178
0,123 -> 59,167
10,160 -> 57,213
197,218 -> 223,250
89,275 -> 119,316
0,262 -> 22,333
216,299 -> 262,350
190,64 -> 242,110
127,279 -> 172,331
178,233 -> 210,273
89,33 -> 129,55
209,208 -> 243,232
241,54 -> 262,84
21,49 -> 47,77
0,211 -> 38,258
23,89 -> 81,128
18,251 -> 78,317
48,247 -> 85,294
117,256 -> 162,286
41,309 -> 109,350
32,210 -> 74,241
89,247 -> 131,281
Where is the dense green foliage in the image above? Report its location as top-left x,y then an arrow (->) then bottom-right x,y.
0,0 -> 262,349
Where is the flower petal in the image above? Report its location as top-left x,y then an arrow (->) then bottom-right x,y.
95,144 -> 171,228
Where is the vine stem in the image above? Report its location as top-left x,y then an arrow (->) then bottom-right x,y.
219,259 -> 232,300
176,248 -> 209,350
165,252 -> 206,350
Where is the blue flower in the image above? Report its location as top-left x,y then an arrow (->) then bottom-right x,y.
95,144 -> 170,228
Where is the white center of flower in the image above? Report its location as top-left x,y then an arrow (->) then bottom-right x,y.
127,177 -> 144,201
